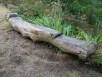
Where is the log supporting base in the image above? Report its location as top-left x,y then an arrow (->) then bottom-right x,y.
7,13 -> 97,59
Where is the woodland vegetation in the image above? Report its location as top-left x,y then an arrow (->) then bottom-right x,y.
1,0 -> 102,64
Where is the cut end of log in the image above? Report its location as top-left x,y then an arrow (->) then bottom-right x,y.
7,13 -> 18,19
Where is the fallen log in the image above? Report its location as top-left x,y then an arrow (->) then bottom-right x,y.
7,13 -> 97,59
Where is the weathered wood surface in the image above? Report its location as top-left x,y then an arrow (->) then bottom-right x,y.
7,13 -> 97,59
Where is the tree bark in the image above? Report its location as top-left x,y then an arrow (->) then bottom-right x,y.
7,13 -> 97,59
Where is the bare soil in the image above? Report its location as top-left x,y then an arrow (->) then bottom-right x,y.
0,4 -> 102,77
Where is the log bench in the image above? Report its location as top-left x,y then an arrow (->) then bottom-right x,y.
7,13 -> 97,59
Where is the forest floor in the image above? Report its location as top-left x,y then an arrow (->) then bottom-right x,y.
0,3 -> 102,77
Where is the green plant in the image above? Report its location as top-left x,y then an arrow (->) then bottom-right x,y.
95,9 -> 102,20
63,24 -> 72,36
30,16 -> 63,32
27,16 -> 81,37
76,28 -> 91,41
92,35 -> 102,43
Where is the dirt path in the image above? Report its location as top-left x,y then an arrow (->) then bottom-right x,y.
0,4 -> 102,77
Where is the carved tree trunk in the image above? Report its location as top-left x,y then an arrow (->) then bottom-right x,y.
7,13 -> 97,59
